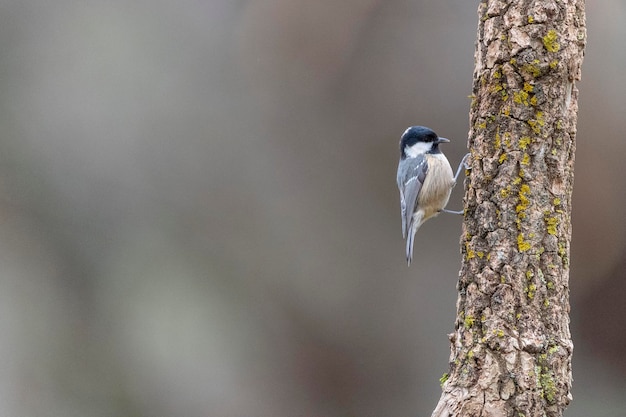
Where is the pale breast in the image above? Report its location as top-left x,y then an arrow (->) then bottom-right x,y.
417,154 -> 454,219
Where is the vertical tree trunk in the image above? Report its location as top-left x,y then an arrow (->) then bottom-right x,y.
432,1 -> 586,416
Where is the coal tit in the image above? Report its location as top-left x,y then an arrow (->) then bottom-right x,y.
397,126 -> 468,265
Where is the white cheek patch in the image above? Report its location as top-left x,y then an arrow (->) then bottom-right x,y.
405,141 -> 431,158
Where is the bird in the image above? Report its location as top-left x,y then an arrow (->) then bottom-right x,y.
396,126 -> 468,266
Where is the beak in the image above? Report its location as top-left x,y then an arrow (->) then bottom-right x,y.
437,137 -> 450,143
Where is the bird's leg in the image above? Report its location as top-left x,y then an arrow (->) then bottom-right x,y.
442,153 -> 471,215
453,153 -> 471,183
441,208 -> 464,215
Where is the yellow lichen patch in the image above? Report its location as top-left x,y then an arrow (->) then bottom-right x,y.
519,136 -> 531,150
516,183 -> 531,233
465,240 -> 475,260
513,90 -> 530,106
545,216 -> 558,235
517,233 -> 531,252
523,82 -> 534,93
528,120 -> 540,134
521,60 -> 541,77
521,153 -> 531,166
499,153 -> 508,164
491,82 -> 509,102
526,283 -> 536,299
516,184 -> 531,213
528,111 -> 545,134
543,29 -> 560,53
500,186 -> 511,199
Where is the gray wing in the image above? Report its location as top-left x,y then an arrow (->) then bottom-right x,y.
397,155 -> 428,239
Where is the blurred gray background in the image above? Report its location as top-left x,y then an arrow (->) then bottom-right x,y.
0,1 -> 624,416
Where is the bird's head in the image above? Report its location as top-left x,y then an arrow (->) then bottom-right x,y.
399,126 -> 449,159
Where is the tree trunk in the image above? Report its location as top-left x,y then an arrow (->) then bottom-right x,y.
432,1 -> 586,416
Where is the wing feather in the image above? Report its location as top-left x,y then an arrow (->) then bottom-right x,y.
397,155 -> 428,239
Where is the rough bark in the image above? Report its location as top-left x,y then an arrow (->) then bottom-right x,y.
432,1 -> 586,417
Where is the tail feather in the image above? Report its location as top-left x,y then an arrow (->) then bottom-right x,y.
405,211 -> 424,266
406,228 -> 415,266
